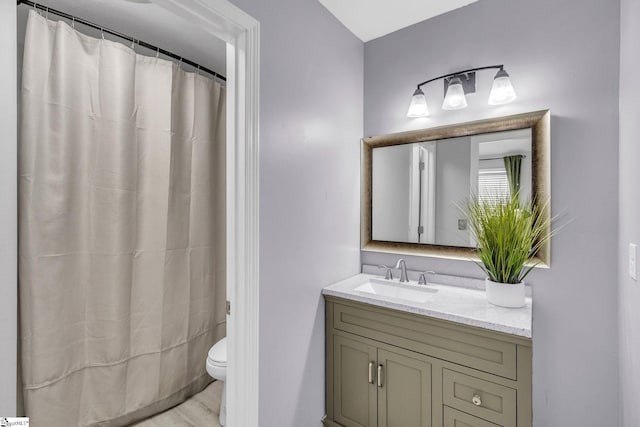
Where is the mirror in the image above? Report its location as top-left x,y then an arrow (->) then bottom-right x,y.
372,128 -> 532,246
362,110 -> 550,264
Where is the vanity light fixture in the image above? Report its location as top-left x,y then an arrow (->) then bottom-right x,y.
442,76 -> 468,110
407,88 -> 429,117
488,68 -> 517,105
407,65 -> 517,117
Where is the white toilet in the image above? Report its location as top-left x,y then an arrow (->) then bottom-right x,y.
206,337 -> 227,426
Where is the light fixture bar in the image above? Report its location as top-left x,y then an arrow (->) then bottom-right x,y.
407,64 -> 517,118
414,64 -> 504,91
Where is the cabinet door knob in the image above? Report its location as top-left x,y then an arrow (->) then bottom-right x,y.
368,362 -> 375,384
377,364 -> 384,388
472,394 -> 482,406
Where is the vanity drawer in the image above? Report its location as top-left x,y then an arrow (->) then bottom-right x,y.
442,369 -> 516,426
332,301 -> 518,379
443,406 -> 501,427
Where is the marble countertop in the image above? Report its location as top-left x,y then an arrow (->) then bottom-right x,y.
322,273 -> 532,338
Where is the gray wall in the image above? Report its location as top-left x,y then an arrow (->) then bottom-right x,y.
372,145 -> 411,242
0,0 -> 17,416
619,0 -> 640,424
228,0 -> 363,425
363,0 -> 620,426
435,136 -> 470,246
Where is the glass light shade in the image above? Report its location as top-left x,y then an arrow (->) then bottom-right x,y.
442,77 -> 468,110
488,69 -> 517,105
407,88 -> 429,117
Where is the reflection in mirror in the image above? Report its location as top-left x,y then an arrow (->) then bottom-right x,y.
362,110 -> 551,265
372,129 -> 531,248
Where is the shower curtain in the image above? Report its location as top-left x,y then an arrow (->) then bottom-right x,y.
19,11 -> 226,426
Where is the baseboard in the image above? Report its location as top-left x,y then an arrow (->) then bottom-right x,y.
321,415 -> 344,427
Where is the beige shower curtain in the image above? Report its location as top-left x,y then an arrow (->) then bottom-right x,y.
19,11 -> 226,426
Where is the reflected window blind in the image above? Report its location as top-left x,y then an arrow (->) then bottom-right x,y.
478,168 -> 510,203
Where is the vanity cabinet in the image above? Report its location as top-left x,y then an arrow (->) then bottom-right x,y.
324,296 -> 532,427
333,334 -> 432,427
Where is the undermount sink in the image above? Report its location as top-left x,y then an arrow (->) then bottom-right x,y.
354,279 -> 438,303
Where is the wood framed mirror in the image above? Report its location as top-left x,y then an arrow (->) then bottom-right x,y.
361,110 -> 551,265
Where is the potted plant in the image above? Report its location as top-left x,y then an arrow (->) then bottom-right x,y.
465,194 -> 552,308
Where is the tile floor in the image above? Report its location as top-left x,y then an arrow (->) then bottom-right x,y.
131,381 -> 223,427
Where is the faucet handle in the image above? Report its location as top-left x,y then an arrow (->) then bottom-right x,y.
418,270 -> 436,285
377,265 -> 393,280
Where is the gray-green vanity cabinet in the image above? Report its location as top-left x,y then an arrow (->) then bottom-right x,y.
332,333 -> 433,427
377,347 -> 432,427
324,296 -> 532,427
332,334 -> 378,427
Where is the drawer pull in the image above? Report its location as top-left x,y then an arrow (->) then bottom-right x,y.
368,362 -> 374,384
472,394 -> 482,406
377,364 -> 384,388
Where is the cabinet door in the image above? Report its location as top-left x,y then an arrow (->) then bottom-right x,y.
333,335 -> 378,427
377,348 -> 432,427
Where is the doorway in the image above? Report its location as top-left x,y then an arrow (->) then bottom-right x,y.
5,0 -> 259,425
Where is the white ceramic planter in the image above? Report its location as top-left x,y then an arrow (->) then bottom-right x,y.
485,279 -> 526,308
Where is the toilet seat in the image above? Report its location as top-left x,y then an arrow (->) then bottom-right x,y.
207,337 -> 227,364
205,337 -> 228,426
206,337 -> 227,380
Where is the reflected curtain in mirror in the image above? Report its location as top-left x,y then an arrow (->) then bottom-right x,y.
504,154 -> 524,198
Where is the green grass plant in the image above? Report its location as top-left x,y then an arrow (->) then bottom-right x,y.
465,194 -> 551,284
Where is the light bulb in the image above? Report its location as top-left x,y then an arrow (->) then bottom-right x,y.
442,77 -> 468,110
407,87 -> 429,118
488,69 -> 517,105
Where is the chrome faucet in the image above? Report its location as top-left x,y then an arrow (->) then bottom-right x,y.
394,259 -> 409,283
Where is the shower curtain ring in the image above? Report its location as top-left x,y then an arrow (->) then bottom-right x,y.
156,47 -> 160,58
72,16 -> 75,30
101,28 -> 105,39
45,6 -> 49,19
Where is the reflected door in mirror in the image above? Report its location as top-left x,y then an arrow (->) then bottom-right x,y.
371,128 -> 532,248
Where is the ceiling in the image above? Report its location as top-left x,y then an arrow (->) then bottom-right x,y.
318,0 -> 480,42
17,0 -> 227,77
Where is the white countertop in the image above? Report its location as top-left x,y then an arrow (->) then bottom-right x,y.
322,273 -> 532,338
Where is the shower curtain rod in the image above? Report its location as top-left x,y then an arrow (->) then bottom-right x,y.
17,0 -> 226,82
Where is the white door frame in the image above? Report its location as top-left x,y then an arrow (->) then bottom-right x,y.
123,1 -> 261,425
